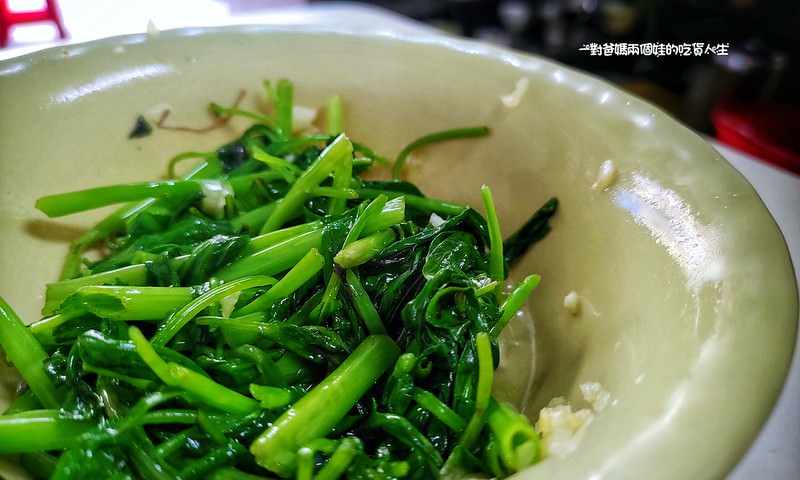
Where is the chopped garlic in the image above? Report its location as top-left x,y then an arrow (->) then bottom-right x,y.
563,290 -> 580,315
429,212 -> 445,227
580,381 -> 611,412
200,180 -> 233,219
292,106 -> 318,133
146,20 -> 160,37
591,159 -> 618,191
220,291 -> 241,318
501,78 -> 530,108
537,403 -> 595,457
536,383 -> 612,458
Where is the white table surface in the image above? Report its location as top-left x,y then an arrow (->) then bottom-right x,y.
2,2 -> 798,478
711,142 -> 800,480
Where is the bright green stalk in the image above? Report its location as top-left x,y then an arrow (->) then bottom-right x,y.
209,102 -> 273,127
45,201 -> 402,311
59,158 -> 219,279
265,134 -> 331,156
27,313 -> 71,347
352,142 -> 390,166
311,186 -> 358,200
474,278 -> 500,298
151,275 -> 277,346
354,188 -> 465,217
296,439 -> 338,480
344,269 -> 386,335
130,326 -> 259,415
226,169 -> 290,193
4,389 -> 42,415
260,133 -> 353,234
219,200 -> 403,282
229,202 -> 277,233
334,229 -> 396,269
167,151 -> 216,179
18,452 -> 58,480
232,343 -> 285,386
313,437 -> 361,480
342,195 -> 387,247
481,184 -> 505,295
207,467 -> 269,480
486,398 -> 541,473
127,430 -> 182,480
36,180 -> 204,218
251,143 -> 302,175
366,412 -> 443,472
250,335 -> 400,477
249,384 -> 293,410
242,221 -> 315,254
457,332 -> 494,450
326,94 -> 344,135
234,249 -> 324,317
391,126 -> 489,180
296,448 -> 315,480
491,274 -> 540,337
357,196 -> 405,236
244,196 -> 398,254
59,199 -> 157,280
89,390 -> 185,444
0,410 -> 94,453
154,428 -> 194,458
352,157 -> 373,168
44,257 -> 190,316
0,297 -> 61,408
57,285 -> 195,322
179,440 -> 246,479
327,118 -> 353,216
215,230 -> 323,282
412,388 -> 466,433
46,265 -> 149,313
328,195 -> 393,327
196,313 -> 266,327
275,79 -> 294,140
316,273 -> 342,324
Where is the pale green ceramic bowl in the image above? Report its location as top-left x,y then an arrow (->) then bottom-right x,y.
0,27 -> 796,480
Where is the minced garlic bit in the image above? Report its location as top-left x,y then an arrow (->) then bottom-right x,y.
537,383 -> 612,458
200,180 -> 234,219
146,20 -> 160,37
537,403 -> 595,458
428,212 -> 445,228
591,159 -> 618,191
500,78 -> 530,108
292,106 -> 318,133
220,291 -> 241,319
580,381 -> 611,412
563,290 -> 580,315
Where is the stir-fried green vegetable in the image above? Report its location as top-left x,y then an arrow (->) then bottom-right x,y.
0,80 -> 557,479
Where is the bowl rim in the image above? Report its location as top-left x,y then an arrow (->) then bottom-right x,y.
1,24 -> 798,480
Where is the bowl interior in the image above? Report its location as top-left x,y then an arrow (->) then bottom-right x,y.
0,27 -> 796,479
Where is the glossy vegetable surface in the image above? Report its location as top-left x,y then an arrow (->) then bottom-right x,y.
0,80 -> 556,479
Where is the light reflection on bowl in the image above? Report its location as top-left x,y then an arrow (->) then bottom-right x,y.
0,26 -> 796,480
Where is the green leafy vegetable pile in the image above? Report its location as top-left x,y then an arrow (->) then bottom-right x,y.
0,80 -> 557,480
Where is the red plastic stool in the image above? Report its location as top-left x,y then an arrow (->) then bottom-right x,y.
1,0 -> 68,47
712,99 -> 800,176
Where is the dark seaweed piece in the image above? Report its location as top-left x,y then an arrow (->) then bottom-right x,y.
128,115 -> 153,139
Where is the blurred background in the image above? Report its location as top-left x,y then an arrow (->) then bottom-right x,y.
2,0 -> 799,171
328,0 -> 800,172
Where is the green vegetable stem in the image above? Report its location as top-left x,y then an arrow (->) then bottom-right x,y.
0,78 -> 559,480
249,335 -> 400,477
